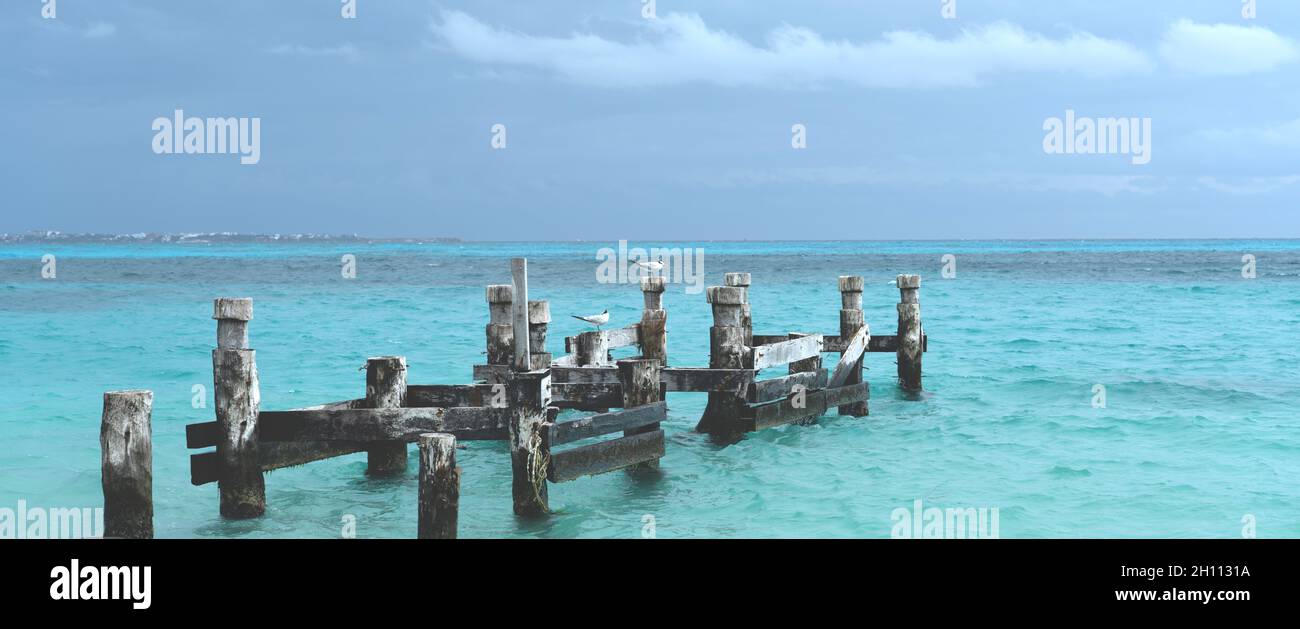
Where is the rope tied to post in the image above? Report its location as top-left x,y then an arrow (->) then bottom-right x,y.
526,428 -> 549,513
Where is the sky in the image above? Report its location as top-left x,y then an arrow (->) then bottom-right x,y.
3,0 -> 1299,240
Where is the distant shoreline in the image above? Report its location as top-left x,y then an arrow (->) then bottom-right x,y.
2,232 -> 1298,244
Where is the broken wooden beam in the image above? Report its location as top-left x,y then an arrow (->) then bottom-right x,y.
828,324 -> 870,389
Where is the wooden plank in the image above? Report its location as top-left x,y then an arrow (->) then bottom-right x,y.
187,398 -> 361,448
551,382 -> 623,408
547,402 -> 667,446
510,258 -> 531,371
552,366 -> 755,393
257,407 -> 510,443
750,334 -> 822,370
472,363 -> 511,383
751,334 -> 789,346
823,381 -> 870,408
742,389 -> 828,432
547,430 -> 665,483
747,369 -> 828,404
663,367 -> 753,392
828,326 -> 870,389
823,333 -> 927,353
190,439 -> 371,486
407,384 -> 493,408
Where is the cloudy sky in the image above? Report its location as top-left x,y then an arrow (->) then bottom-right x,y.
3,0 -> 1299,239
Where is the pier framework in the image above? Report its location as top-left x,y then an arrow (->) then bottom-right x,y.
102,260 -> 927,538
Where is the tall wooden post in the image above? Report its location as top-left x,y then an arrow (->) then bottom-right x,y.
725,273 -> 752,346
896,274 -> 923,391
485,285 -> 514,367
101,390 -> 153,539
838,276 -> 869,416
639,277 -> 668,365
213,298 -> 264,518
528,300 -> 551,370
417,433 -> 459,539
510,258 -> 532,372
696,285 -> 746,434
507,370 -> 550,516
619,359 -> 662,470
365,356 -> 408,475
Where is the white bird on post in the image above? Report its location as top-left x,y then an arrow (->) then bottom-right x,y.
572,309 -> 610,330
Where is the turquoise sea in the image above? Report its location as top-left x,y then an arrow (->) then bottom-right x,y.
2,239 -> 1298,538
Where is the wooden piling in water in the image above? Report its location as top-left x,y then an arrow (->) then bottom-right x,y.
896,274 -> 923,391
619,359 -> 662,470
725,273 -> 752,346
696,285 -> 747,434
101,390 -> 153,539
365,356 -> 409,475
212,298 -> 264,518
528,300 -> 551,370
639,277 -> 668,365
576,330 -> 611,366
507,370 -> 550,515
837,276 -> 869,416
485,284 -> 514,367
417,432 -> 459,539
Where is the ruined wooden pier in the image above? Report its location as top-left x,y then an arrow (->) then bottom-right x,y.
100,259 -> 927,538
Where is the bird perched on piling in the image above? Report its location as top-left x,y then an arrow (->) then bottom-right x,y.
572,309 -> 610,330
634,260 -> 664,275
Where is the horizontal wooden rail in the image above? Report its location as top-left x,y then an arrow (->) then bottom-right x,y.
258,407 -> 509,443
547,402 -> 667,446
407,384 -> 496,408
747,369 -> 828,404
186,398 -> 361,449
549,366 -> 754,392
547,429 -> 665,483
749,334 -> 823,370
739,381 -> 869,432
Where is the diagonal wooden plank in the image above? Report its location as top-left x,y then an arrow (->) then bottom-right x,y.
828,325 -> 870,389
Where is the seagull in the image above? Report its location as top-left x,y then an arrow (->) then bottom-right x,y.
634,260 -> 664,276
572,309 -> 610,330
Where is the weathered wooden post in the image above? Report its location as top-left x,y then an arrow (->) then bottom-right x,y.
485,284 -> 514,367
528,300 -> 551,370
365,356 -> 408,475
896,274 -> 923,391
507,258 -> 550,515
575,330 -> 610,366
507,370 -> 550,515
725,273 -> 752,346
838,276 -> 869,416
619,359 -> 662,470
213,297 -> 264,518
639,277 -> 668,365
417,433 -> 459,539
511,258 -> 532,372
101,390 -> 153,539
696,285 -> 747,434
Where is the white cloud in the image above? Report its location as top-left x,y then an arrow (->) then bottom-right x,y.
83,22 -> 116,39
1158,20 -> 1298,76
268,43 -> 360,63
1197,175 -> 1300,194
1200,117 -> 1300,148
430,11 -> 1153,89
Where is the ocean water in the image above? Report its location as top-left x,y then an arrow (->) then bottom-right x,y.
2,239 -> 1298,539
